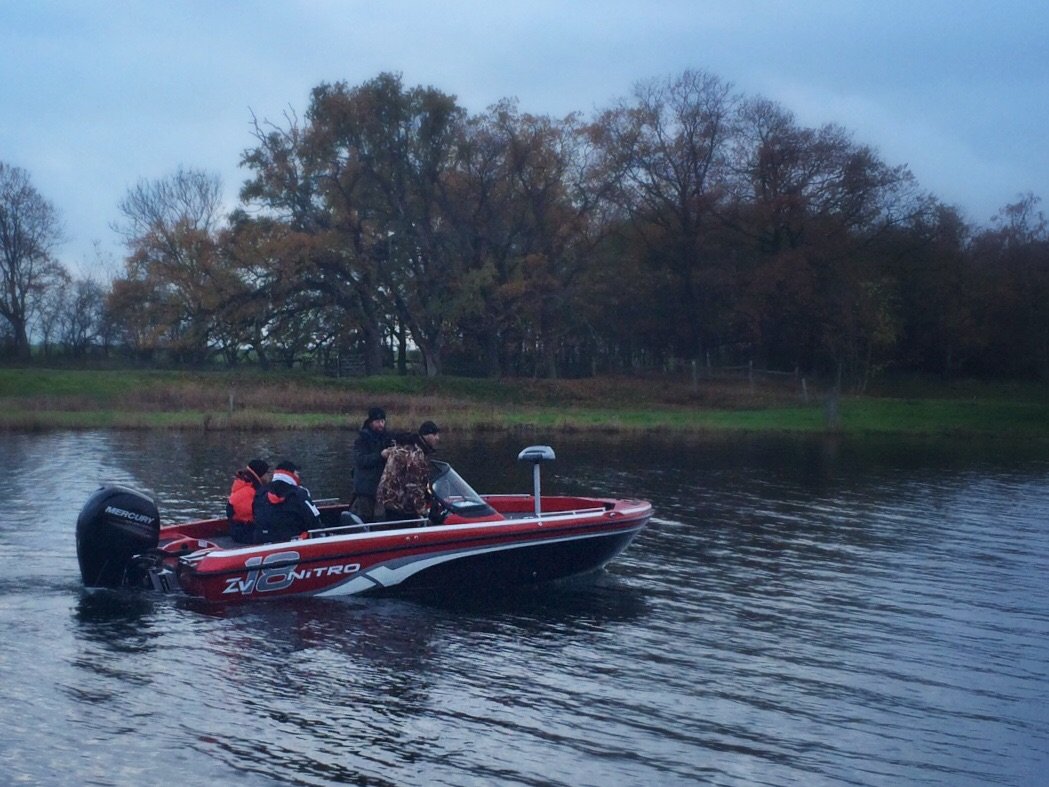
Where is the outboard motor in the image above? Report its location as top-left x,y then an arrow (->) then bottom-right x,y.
76,485 -> 160,588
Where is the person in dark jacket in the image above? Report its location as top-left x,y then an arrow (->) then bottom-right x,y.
226,458 -> 270,544
351,406 -> 393,522
251,461 -> 321,544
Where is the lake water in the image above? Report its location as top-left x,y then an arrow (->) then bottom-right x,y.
1,428 -> 1048,785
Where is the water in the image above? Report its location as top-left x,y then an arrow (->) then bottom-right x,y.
1,429 -> 1048,785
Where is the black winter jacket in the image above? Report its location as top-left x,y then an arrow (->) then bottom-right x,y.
353,426 -> 392,496
252,480 -> 320,544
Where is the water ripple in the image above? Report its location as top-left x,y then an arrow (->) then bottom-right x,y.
2,432 -> 1048,784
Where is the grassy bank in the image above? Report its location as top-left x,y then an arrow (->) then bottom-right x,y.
0,367 -> 1046,438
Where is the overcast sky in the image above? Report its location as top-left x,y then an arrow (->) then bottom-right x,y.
3,1 -> 1047,276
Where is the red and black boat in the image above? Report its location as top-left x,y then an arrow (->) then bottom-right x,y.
76,446 -> 652,604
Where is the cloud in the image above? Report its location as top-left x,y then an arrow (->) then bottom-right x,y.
2,0 -> 1046,272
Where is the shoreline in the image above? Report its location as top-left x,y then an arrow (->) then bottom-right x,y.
1,367 -> 1047,439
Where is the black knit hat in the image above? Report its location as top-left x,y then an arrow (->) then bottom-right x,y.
367,406 -> 387,424
418,420 -> 440,436
247,459 -> 269,479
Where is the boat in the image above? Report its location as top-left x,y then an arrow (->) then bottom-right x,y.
75,446 -> 652,604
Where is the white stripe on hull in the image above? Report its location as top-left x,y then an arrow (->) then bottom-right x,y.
315,526 -> 641,598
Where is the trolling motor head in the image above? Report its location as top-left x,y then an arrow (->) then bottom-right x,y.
517,445 -> 555,517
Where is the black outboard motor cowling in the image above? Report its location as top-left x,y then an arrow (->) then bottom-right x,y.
76,485 -> 160,588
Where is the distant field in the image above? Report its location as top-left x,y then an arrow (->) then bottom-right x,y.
0,367 -> 1046,437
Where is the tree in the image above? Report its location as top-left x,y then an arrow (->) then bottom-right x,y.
446,101 -> 600,377
590,70 -> 740,364
440,101 -> 525,375
241,103 -> 390,374
723,97 -> 921,382
105,274 -> 180,362
243,74 -> 481,376
968,194 -> 1049,378
112,167 -> 228,363
0,162 -> 67,358
307,73 -> 467,376
62,277 -> 109,357
31,275 -> 107,359
32,271 -> 71,357
882,202 -> 976,377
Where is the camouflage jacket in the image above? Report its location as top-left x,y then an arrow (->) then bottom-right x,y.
376,444 -> 431,518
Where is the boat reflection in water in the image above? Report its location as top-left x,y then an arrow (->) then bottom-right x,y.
75,445 -> 653,604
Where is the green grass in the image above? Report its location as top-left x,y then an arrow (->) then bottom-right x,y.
0,367 -> 182,398
0,367 -> 1045,437
837,397 -> 1049,436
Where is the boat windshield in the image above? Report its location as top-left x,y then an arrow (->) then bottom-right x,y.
430,461 -> 497,518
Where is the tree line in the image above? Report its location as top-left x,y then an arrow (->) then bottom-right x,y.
2,70 -> 1048,385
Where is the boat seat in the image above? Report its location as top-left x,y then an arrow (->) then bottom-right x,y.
338,510 -> 371,533
158,534 -> 220,555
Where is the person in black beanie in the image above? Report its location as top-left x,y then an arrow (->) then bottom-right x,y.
252,460 -> 320,544
351,406 -> 393,522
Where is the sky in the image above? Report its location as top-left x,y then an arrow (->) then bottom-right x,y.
2,0 -> 1047,277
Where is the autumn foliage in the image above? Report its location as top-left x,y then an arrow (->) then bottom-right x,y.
5,70 -> 1049,386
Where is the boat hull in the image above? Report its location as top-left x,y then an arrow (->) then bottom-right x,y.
175,499 -> 651,604
382,526 -> 643,595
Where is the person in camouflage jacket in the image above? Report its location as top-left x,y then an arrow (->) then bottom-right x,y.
376,421 -> 440,522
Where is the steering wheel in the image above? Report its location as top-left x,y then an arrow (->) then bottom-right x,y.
428,498 -> 449,524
